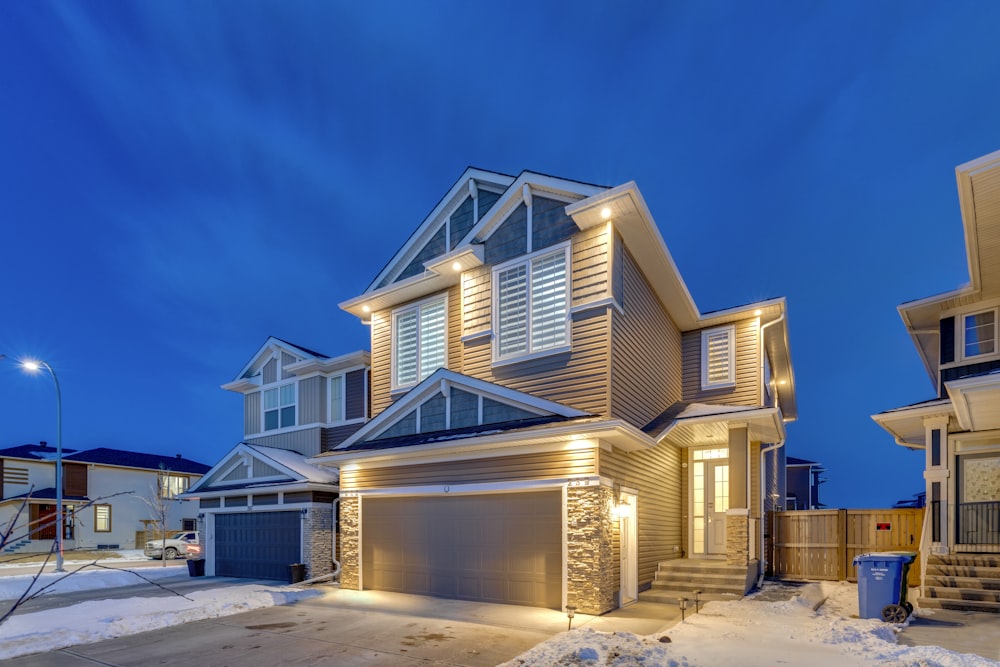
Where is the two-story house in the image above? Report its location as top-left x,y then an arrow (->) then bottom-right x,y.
0,443 -> 208,553
183,338 -> 370,580
313,168 -> 797,615
873,150 -> 1000,613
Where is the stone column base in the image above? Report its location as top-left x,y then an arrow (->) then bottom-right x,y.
339,496 -> 360,590
726,511 -> 749,566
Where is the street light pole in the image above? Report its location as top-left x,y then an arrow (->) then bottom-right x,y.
23,360 -> 65,573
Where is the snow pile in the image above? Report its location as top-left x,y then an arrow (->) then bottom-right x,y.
501,583 -> 997,667
0,572 -> 320,660
0,564 -> 188,600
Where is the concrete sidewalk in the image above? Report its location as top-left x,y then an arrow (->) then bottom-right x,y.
6,587 -> 681,667
898,607 -> 1000,662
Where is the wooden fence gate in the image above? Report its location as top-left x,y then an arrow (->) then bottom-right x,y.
767,508 -> 923,587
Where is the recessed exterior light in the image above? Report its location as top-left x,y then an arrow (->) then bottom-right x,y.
452,261 -> 462,272
362,305 -> 371,313
600,207 -> 612,219
778,380 -> 787,386
754,309 -> 762,316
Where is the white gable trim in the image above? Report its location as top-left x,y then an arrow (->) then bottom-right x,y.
366,168 -> 515,291
333,368 -> 589,449
187,443 -> 306,494
225,337 -> 326,390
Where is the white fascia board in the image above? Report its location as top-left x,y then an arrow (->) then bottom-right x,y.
956,150 -> 1000,292
284,350 -> 371,376
424,244 -> 484,275
871,400 -> 955,448
185,481 -> 340,500
365,168 -> 516,291
945,373 -> 1000,432
313,419 -> 654,469
331,368 -> 589,449
228,336 -> 325,385
566,182 -> 701,330
340,270 -> 455,319
695,298 -> 785,329
897,288 -> 975,387
657,407 -> 785,445
462,172 -> 605,246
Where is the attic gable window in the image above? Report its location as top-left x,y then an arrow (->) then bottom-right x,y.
263,382 -> 296,431
493,244 -> 570,363
393,295 -> 446,389
963,309 -> 996,359
701,325 -> 736,390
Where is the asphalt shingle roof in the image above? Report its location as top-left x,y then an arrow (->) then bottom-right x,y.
0,444 -> 80,460
62,448 -> 211,474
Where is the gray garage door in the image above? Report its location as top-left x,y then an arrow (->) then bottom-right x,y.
362,491 -> 562,609
215,511 -> 301,580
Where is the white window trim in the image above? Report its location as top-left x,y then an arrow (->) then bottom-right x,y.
329,373 -> 346,425
700,325 -> 737,390
391,293 -> 448,391
491,242 -> 571,365
960,307 -> 998,361
262,380 -> 297,433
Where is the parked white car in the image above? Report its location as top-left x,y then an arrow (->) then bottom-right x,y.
144,531 -> 199,560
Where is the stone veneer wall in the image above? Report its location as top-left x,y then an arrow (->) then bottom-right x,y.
339,496 -> 360,590
566,485 -> 616,615
302,505 -> 334,579
726,512 -> 749,566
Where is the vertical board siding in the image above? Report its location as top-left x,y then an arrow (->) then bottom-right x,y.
244,392 -> 261,435
298,376 -> 325,425
610,246 -> 683,427
599,443 -> 683,588
682,318 -> 760,405
247,427 -> 323,457
769,508 -> 923,586
341,448 -> 597,490
263,358 -> 277,385
280,352 -> 297,379
345,369 -> 366,420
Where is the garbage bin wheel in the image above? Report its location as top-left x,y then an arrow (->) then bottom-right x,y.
881,604 -> 908,623
904,602 -> 913,615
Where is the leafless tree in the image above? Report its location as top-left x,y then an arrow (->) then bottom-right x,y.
140,468 -> 175,566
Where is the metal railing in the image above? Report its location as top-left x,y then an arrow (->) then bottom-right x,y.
957,501 -> 1000,546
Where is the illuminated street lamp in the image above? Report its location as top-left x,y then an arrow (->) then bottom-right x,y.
22,359 -> 65,573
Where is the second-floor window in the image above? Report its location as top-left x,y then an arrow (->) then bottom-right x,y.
263,382 -> 296,431
701,325 -> 736,389
493,245 -> 569,362
160,474 -> 189,499
330,374 -> 344,422
963,309 -> 996,359
393,296 -> 446,388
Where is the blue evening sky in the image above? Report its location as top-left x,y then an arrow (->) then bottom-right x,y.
2,2 -> 999,508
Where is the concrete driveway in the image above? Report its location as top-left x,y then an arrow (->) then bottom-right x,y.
7,587 -> 679,666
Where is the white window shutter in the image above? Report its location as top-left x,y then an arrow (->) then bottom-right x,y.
702,326 -> 735,388
530,250 -> 567,351
497,264 -> 528,357
419,300 -> 446,379
394,309 -> 419,386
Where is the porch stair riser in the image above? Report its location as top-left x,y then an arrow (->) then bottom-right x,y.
920,555 -> 1000,614
640,559 -> 754,603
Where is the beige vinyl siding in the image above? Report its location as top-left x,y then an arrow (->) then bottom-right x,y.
610,245 -> 683,427
599,442 -> 683,589
244,392 -> 261,435
341,448 -> 597,490
370,226 -> 613,417
298,376 -> 326,425
682,318 -> 760,405
246,427 -> 323,457
750,441 -> 761,519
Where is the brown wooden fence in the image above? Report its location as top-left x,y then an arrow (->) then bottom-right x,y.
767,508 -> 923,587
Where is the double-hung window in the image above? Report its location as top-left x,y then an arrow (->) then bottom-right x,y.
963,309 -> 996,359
393,296 -> 446,388
494,245 -> 570,362
701,325 -> 736,389
160,474 -> 189,499
263,382 -> 296,431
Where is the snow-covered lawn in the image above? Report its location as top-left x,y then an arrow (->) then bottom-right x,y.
502,583 -> 998,667
0,565 -> 319,660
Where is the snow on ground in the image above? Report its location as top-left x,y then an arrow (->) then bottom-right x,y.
501,582 -> 998,667
0,566 -> 319,660
0,563 -> 189,600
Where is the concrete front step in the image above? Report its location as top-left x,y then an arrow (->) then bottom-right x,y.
926,564 -> 1000,580
918,597 -> 1000,614
639,589 -> 742,605
928,554 -> 1000,568
923,586 -> 1000,603
925,575 -> 1000,591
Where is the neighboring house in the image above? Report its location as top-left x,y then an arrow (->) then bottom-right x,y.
313,168 -> 798,614
873,150 -> 1000,563
785,456 -> 825,510
182,339 -> 370,580
0,443 -> 209,553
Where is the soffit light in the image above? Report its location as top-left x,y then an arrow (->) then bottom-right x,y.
600,207 -> 612,219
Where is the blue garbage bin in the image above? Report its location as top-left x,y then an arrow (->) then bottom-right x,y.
853,552 -> 916,622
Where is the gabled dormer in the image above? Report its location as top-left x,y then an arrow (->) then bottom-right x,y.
222,337 -> 370,456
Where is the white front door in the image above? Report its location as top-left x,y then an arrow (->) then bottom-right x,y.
692,448 -> 729,556
619,492 -> 638,606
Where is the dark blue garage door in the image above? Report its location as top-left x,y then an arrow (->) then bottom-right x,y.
215,511 -> 301,580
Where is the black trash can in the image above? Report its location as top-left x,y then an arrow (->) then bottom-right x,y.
187,558 -> 206,577
288,563 -> 306,584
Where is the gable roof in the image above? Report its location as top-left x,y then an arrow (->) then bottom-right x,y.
0,443 -> 80,460
63,448 -> 210,474
898,149 -> 1000,386
786,456 -> 821,466
226,336 -> 330,387
327,368 -> 590,452
186,442 -> 338,495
